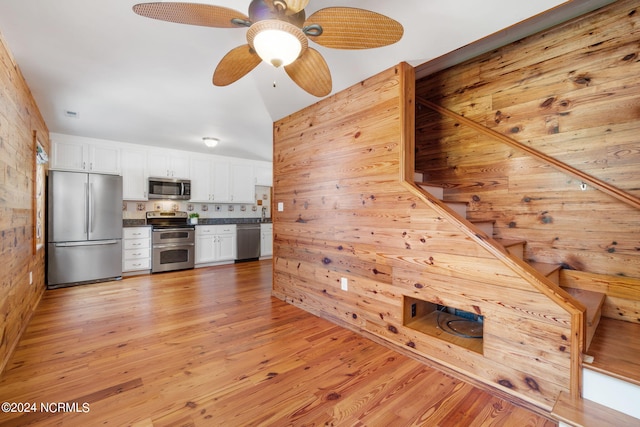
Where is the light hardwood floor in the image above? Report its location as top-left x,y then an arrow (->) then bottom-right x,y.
0,261 -> 556,426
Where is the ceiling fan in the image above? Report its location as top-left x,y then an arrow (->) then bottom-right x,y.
133,0 -> 404,97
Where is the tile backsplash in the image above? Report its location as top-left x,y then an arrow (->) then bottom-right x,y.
122,185 -> 271,220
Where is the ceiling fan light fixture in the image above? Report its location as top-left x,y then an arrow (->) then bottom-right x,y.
247,20 -> 307,68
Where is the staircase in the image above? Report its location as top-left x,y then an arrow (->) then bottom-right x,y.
415,176 -> 640,427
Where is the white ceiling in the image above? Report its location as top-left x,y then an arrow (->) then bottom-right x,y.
0,1 -> 610,162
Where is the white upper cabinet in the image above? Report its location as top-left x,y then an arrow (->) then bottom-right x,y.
254,162 -> 273,187
211,160 -> 231,203
229,163 -> 255,203
121,148 -> 148,200
188,156 -> 256,204
50,133 -> 271,203
50,138 -> 85,171
50,134 -> 120,175
147,150 -> 190,179
91,144 -> 120,174
189,157 -> 234,203
189,157 -> 213,202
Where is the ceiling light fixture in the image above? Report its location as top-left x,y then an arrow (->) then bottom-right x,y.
247,20 -> 307,68
203,137 -> 219,147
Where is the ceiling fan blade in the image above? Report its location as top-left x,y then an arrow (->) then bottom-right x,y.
133,2 -> 249,28
213,45 -> 262,86
304,7 -> 403,49
285,48 -> 331,97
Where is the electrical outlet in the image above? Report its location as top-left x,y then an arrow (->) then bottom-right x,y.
340,277 -> 348,291
277,202 -> 284,212
411,303 -> 417,317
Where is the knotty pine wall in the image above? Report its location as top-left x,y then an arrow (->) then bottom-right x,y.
272,63 -> 581,410
415,0 -> 639,322
0,33 -> 49,372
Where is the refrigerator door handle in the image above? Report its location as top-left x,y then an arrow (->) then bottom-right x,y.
89,182 -> 95,233
54,240 -> 119,247
84,182 -> 89,235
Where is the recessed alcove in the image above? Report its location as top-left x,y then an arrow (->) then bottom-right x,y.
403,296 -> 484,354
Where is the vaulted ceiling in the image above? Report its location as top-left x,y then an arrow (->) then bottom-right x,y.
0,0 -> 612,161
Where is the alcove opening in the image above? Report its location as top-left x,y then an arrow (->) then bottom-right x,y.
403,296 -> 484,354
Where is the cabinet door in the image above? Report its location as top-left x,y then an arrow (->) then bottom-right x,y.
230,163 -> 255,203
89,144 -> 120,174
255,165 -> 272,187
147,152 -> 171,178
211,160 -> 231,203
189,158 -> 212,202
216,232 -> 236,261
261,230 -> 273,257
121,149 -> 148,200
147,151 -> 190,178
51,140 -> 87,171
170,155 -> 190,179
195,233 -> 216,264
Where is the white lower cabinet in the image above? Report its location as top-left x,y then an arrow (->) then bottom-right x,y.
260,223 -> 273,258
122,227 -> 151,274
195,225 -> 237,266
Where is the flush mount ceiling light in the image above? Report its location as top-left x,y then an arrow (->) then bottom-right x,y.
132,0 -> 403,97
203,137 -> 219,148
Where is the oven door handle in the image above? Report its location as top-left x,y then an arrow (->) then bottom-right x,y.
152,227 -> 195,232
153,243 -> 195,249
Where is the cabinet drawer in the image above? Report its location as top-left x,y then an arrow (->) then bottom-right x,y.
124,248 -> 150,260
124,227 -> 150,239
124,238 -> 150,250
218,226 -> 235,234
123,258 -> 150,271
196,226 -> 215,235
196,225 -> 236,235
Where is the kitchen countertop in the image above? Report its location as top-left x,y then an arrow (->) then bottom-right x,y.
123,218 -> 271,227
123,219 -> 148,227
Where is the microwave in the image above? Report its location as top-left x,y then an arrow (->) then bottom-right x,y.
148,177 -> 191,200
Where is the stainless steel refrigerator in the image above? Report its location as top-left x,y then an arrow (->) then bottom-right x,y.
47,170 -> 123,288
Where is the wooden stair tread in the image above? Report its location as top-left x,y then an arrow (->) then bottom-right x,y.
492,238 -> 526,248
528,261 -> 561,277
562,287 -> 605,327
552,391 -> 640,427
585,317 -> 640,387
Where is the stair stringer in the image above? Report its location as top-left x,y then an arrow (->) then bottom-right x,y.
402,179 -> 587,402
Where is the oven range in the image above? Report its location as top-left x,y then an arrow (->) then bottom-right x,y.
146,211 -> 195,273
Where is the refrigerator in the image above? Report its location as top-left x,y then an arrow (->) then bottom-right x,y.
47,170 -> 123,288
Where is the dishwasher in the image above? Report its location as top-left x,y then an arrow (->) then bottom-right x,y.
236,223 -> 261,262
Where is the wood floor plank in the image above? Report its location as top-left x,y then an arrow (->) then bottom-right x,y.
0,261 -> 556,426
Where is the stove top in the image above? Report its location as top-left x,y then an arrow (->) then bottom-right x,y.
146,211 -> 192,229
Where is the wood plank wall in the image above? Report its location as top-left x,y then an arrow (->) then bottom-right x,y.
0,33 -> 49,372
414,0 -> 640,321
273,63 -> 579,410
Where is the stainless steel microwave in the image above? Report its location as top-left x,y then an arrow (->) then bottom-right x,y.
148,177 -> 191,200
